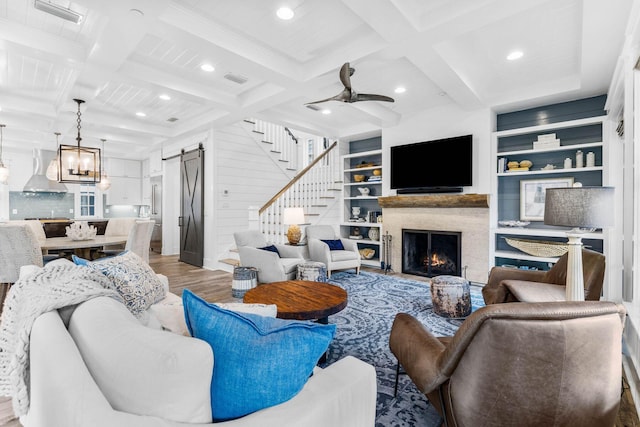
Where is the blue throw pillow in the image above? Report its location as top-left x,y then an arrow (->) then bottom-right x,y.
182,289 -> 336,422
258,244 -> 280,257
321,239 -> 344,251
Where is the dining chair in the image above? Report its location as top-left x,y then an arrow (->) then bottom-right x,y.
124,220 -> 155,263
9,220 -> 62,264
100,220 -> 155,263
102,217 -> 139,252
0,223 -> 45,310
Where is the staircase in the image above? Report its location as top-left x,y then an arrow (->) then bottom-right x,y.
243,119 -> 299,174
257,140 -> 341,244
218,119 -> 341,269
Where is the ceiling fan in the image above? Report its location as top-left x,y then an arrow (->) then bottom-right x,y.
306,62 -> 395,105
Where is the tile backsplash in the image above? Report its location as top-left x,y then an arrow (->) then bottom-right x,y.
9,191 -> 75,219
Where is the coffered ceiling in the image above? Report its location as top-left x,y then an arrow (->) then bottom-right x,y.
0,0 -> 633,158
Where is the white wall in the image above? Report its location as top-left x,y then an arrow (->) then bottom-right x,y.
211,122 -> 293,268
381,105 -> 493,197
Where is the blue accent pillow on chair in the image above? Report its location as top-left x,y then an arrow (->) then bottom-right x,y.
182,289 -> 335,422
258,244 -> 280,257
321,239 -> 344,251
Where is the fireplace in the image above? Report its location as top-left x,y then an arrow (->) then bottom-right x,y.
402,229 -> 462,278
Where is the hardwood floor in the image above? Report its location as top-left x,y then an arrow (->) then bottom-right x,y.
0,253 -> 637,426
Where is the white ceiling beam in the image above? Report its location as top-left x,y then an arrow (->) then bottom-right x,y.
159,3 -> 300,80
0,18 -> 86,63
117,61 -> 238,108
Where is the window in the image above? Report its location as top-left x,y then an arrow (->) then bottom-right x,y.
79,185 -> 96,217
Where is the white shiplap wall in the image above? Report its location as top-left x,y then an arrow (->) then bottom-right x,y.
210,122 -> 296,269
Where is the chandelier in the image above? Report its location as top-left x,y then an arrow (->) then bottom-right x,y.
0,124 -> 8,184
96,138 -> 111,191
57,99 -> 101,184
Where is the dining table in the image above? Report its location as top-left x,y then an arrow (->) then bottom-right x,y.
41,235 -> 128,260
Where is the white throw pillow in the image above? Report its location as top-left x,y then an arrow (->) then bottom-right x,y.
68,297 -> 213,423
149,292 -> 278,336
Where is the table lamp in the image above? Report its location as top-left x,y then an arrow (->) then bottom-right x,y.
543,186 -> 614,301
283,207 -> 305,245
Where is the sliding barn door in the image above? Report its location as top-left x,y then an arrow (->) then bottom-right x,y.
179,146 -> 204,267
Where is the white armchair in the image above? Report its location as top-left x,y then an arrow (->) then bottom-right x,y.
233,230 -> 304,284
305,225 -> 360,277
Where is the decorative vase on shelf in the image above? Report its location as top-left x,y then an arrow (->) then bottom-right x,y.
351,206 -> 361,220
576,150 -> 583,168
368,227 -> 380,241
357,187 -> 370,196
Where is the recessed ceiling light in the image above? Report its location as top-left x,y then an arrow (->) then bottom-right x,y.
159,94 -> 171,101
321,109 -> 331,115
276,7 -> 294,20
507,50 -> 523,61
394,86 -> 406,94
200,63 -> 215,72
136,112 -> 146,117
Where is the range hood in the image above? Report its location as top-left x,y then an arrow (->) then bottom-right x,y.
23,149 -> 68,193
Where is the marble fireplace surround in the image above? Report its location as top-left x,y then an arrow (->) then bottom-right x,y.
378,194 -> 490,284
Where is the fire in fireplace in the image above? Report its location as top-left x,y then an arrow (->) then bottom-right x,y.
402,229 -> 461,277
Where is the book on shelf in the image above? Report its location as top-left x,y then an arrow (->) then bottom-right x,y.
368,211 -> 382,224
498,157 -> 506,173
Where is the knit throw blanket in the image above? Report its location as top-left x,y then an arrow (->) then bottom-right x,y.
0,262 -> 121,417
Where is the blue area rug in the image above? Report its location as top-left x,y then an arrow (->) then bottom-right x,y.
324,271 -> 485,427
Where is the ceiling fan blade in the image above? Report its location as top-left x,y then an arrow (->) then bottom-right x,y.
354,93 -> 395,103
339,62 -> 352,90
306,88 -> 352,105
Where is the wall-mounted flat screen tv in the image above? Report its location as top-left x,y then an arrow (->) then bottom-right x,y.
390,134 -> 472,193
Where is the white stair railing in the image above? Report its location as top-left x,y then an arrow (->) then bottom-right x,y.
250,118 -> 298,170
257,141 -> 340,243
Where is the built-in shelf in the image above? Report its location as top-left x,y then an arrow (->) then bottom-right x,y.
341,139 -> 383,268
498,141 -> 603,157
490,99 -> 608,271
498,166 -> 602,177
494,250 -> 559,264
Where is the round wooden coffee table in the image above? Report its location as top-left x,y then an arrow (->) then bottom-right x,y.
243,280 -> 347,324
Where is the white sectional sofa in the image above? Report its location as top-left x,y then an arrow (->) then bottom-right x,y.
12,262 -> 377,427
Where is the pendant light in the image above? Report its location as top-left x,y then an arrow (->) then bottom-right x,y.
46,132 -> 61,181
0,124 -> 9,184
57,99 -> 101,183
96,138 -> 111,191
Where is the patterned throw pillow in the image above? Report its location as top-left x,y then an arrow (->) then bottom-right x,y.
182,289 -> 335,422
73,251 -> 166,316
321,239 -> 344,251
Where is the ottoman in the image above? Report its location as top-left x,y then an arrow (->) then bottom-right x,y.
430,275 -> 471,318
296,261 -> 327,282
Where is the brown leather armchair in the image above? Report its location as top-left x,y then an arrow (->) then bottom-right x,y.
389,301 -> 626,427
482,248 -> 605,304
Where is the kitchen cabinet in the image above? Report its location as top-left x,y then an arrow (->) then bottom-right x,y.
149,150 -> 163,176
108,158 -> 141,178
107,176 -> 142,205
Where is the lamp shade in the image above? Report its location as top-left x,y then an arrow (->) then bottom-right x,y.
283,207 -> 305,225
543,187 -> 614,228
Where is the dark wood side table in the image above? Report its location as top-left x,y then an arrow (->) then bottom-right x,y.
243,280 -> 347,324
